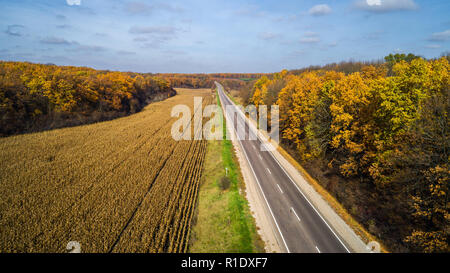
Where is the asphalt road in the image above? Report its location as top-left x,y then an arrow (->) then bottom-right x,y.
217,82 -> 350,253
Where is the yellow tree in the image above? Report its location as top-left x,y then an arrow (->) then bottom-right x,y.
251,76 -> 269,107
329,72 -> 372,176
276,72 -> 323,158
304,71 -> 344,158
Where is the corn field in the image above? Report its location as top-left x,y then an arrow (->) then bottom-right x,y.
0,88 -> 212,253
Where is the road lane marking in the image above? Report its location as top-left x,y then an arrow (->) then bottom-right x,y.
290,207 -> 301,222
270,150 -> 351,252
315,246 -> 321,253
277,184 -> 283,194
217,84 -> 291,253
258,154 -> 262,160
266,168 -> 271,174
219,84 -> 350,253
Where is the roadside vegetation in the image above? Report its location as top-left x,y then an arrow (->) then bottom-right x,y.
233,54 -> 449,253
189,91 -> 265,253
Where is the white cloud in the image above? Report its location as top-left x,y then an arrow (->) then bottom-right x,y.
117,50 -> 136,55
124,2 -> 183,15
66,44 -> 107,53
308,4 -> 332,16
304,31 -> 318,37
300,37 -> 320,43
258,32 -> 279,40
129,26 -> 179,49
125,2 -> 151,14
66,0 -> 81,6
129,26 -> 177,35
367,0 -> 382,5
234,4 -> 266,17
40,36 -> 73,45
354,0 -> 417,13
428,30 -> 450,42
5,25 -> 24,36
425,44 -> 441,49
300,32 -> 320,43
133,37 -> 148,42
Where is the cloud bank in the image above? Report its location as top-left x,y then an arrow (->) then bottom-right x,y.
66,0 -> 81,6
429,30 -> 450,42
354,0 -> 417,13
308,4 -> 332,16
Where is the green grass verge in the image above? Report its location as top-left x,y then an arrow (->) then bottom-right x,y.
240,78 -> 254,82
223,89 -> 240,106
188,90 -> 265,253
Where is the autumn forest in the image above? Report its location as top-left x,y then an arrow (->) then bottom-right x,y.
238,54 -> 449,252
0,61 -> 176,136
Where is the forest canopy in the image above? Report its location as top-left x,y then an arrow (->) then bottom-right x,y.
243,55 -> 449,252
0,61 -> 175,136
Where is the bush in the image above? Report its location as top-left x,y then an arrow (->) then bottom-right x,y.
218,176 -> 231,190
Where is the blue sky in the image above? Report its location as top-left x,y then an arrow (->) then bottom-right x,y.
0,0 -> 449,73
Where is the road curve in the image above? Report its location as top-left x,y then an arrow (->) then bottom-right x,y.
216,82 -> 350,253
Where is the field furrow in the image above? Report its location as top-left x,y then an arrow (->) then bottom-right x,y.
0,88 -> 212,253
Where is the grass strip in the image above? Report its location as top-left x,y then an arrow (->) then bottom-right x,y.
188,90 -> 264,253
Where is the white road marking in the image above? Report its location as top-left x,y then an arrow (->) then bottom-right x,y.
218,85 -> 291,253
258,154 -> 262,160
315,246 -> 321,253
269,149 -> 351,252
226,92 -> 351,253
266,168 -> 271,174
291,207 -> 301,222
277,184 -> 283,194
220,84 -> 350,253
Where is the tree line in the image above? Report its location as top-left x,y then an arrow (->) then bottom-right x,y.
157,73 -> 264,89
244,55 -> 449,252
0,61 -> 175,136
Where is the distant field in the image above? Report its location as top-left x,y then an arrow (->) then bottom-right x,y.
239,78 -> 254,82
0,88 -> 211,253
